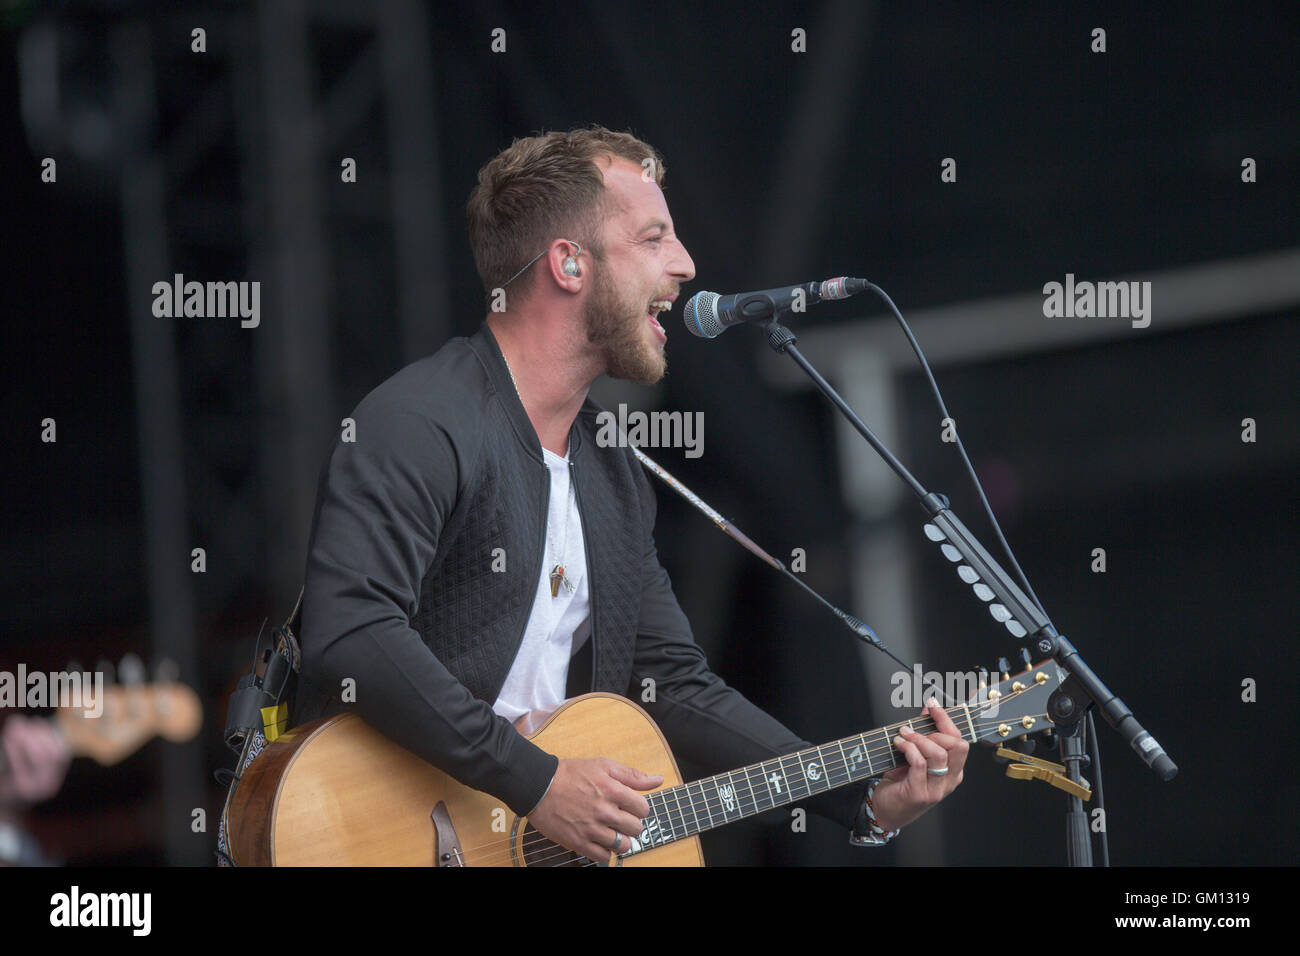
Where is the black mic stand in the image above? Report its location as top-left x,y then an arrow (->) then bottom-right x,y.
759,315 -> 1177,867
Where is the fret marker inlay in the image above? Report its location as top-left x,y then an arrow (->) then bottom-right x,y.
717,783 -> 736,813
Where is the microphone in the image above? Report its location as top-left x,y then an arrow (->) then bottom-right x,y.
683,277 -> 870,338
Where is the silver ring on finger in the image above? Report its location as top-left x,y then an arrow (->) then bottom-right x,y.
926,766 -> 950,777
609,832 -> 623,851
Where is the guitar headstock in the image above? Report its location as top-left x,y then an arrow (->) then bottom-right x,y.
963,661 -> 1065,749
55,682 -> 203,766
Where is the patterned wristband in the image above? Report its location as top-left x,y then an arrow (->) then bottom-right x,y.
849,778 -> 900,847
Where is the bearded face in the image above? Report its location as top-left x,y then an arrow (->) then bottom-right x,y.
582,260 -> 668,386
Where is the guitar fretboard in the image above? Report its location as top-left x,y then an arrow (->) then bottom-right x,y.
626,707 -> 979,855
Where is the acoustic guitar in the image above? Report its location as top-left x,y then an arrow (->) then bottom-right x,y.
226,661 -> 1063,866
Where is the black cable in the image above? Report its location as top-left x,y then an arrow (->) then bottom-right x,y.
867,281 -> 1110,865
247,616 -> 269,675
866,282 -> 1045,613
1087,711 -> 1110,866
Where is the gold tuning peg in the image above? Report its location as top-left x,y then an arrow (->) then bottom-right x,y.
119,653 -> 146,685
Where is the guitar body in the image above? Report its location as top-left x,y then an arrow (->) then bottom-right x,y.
226,693 -> 704,867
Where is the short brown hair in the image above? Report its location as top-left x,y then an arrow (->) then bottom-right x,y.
467,126 -> 666,298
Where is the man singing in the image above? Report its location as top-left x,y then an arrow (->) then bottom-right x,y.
292,125 -> 967,863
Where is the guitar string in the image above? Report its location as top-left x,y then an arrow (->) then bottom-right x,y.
494,709 -> 1055,869
449,705 -> 1050,867
447,686 -> 1045,863
450,702 -> 1045,867
559,702 -> 1055,868
461,708 -> 1048,869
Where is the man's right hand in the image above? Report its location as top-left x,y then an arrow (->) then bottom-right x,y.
527,757 -> 664,863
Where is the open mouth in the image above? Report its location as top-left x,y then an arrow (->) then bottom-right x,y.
647,298 -> 672,343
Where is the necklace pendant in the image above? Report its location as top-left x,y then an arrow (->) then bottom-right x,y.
550,565 -> 565,598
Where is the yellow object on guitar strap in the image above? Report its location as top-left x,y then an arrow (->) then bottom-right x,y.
261,703 -> 288,743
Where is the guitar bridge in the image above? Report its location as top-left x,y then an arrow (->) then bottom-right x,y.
431,801 -> 465,867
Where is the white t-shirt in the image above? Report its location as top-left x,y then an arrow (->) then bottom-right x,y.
491,446 -> 591,722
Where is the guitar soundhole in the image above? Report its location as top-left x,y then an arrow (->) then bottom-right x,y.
516,822 -> 608,867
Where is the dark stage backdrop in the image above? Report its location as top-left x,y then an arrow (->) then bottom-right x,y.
1,0 -> 1295,867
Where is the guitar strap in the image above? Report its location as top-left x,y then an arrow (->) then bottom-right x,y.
215,588 -> 304,866
222,588 -> 302,748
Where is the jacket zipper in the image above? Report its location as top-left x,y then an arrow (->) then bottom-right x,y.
568,458 -> 598,692
508,460 -> 551,674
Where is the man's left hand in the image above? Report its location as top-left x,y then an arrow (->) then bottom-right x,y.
870,698 -> 969,833
0,715 -> 72,806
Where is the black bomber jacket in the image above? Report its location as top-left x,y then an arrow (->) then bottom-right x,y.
293,323 -> 869,832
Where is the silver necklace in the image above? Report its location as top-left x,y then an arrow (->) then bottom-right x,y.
545,471 -> 576,597
503,349 -> 575,597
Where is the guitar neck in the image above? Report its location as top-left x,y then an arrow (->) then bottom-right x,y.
0,682 -> 203,775
635,708 -> 971,850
